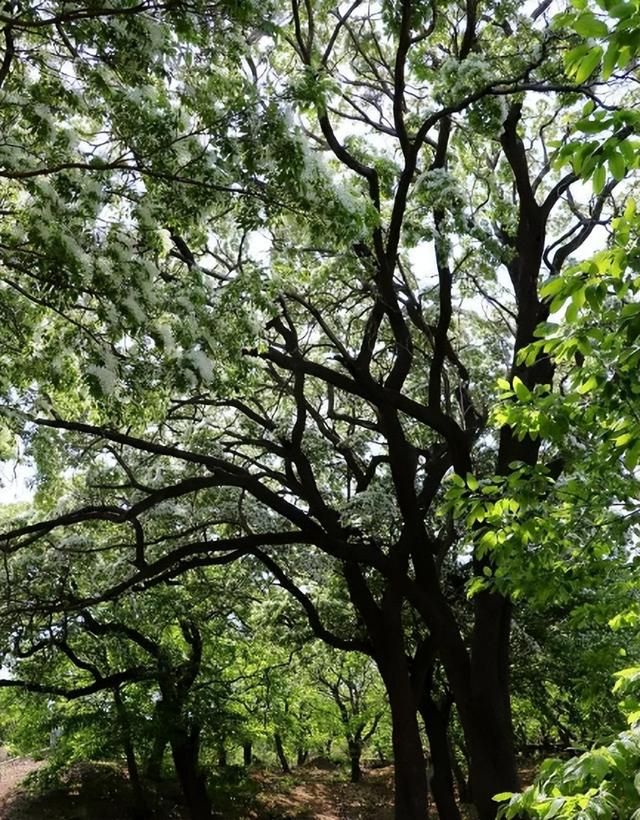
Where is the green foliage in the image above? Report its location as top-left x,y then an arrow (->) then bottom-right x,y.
497,726 -> 640,819
0,2 -> 639,818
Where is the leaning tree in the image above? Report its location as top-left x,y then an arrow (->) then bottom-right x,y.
0,1 -> 638,818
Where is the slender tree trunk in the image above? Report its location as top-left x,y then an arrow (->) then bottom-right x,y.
216,740 -> 227,769
170,726 -> 212,820
448,736 -> 470,805
243,742 -> 252,766
274,733 -> 291,774
114,689 -> 153,820
419,697 -> 461,820
296,747 -> 308,766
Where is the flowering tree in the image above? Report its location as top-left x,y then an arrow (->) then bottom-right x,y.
0,1 -> 638,819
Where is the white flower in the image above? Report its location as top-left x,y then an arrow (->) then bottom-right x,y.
87,364 -> 117,395
186,349 -> 214,382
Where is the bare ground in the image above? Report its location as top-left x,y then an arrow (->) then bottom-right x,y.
0,757 -> 394,820
250,765 -> 394,820
0,757 -> 42,818
0,756 -> 537,819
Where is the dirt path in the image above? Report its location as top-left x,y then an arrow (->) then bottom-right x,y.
253,765 -> 395,819
0,756 -> 42,816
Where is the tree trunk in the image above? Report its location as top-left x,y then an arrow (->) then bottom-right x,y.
114,689 -> 153,820
145,732 -> 167,780
217,740 -> 227,768
296,747 -> 308,766
419,697 -> 461,820
348,739 -> 362,783
346,566 -> 429,819
378,652 -> 430,819
170,726 -> 212,820
274,733 -> 291,774
448,736 -> 471,805
466,590 -> 519,820
243,742 -> 252,766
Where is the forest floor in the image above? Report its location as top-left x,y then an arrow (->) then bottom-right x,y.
0,756 -> 395,820
0,754 -> 538,819
250,761 -> 394,819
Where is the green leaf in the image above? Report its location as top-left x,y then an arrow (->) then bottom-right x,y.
609,151 -> 626,181
565,300 -> 579,324
602,41 -> 619,79
575,117 -> 611,133
466,577 -> 488,598
512,376 -> 530,401
624,440 -> 640,470
609,2 -> 634,18
575,46 -> 603,83
540,276 -> 566,298
543,797 -> 566,820
576,375 -> 598,394
592,163 -> 606,194
574,13 -> 608,38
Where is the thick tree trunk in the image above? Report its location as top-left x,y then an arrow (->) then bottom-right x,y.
274,733 -> 291,774
170,727 -> 212,820
378,654 -> 430,819
243,742 -> 253,766
419,697 -> 460,820
466,591 -> 519,820
347,739 -> 362,783
345,565 -> 430,819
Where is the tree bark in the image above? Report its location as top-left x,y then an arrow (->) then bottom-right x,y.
145,731 -> 167,780
217,741 -> 227,769
467,591 -> 519,820
243,741 -> 252,766
378,650 -> 430,819
419,695 -> 460,820
274,733 -> 291,774
345,566 -> 430,819
113,688 -> 153,820
170,726 -> 211,820
347,739 -> 362,783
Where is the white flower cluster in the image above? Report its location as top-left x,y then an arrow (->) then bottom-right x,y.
186,348 -> 214,383
415,167 -> 462,210
86,347 -> 119,396
439,54 -> 494,104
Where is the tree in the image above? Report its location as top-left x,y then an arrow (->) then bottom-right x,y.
0,2 -> 638,819
312,649 -> 385,782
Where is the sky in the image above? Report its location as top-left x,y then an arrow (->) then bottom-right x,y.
0,458 -> 33,504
